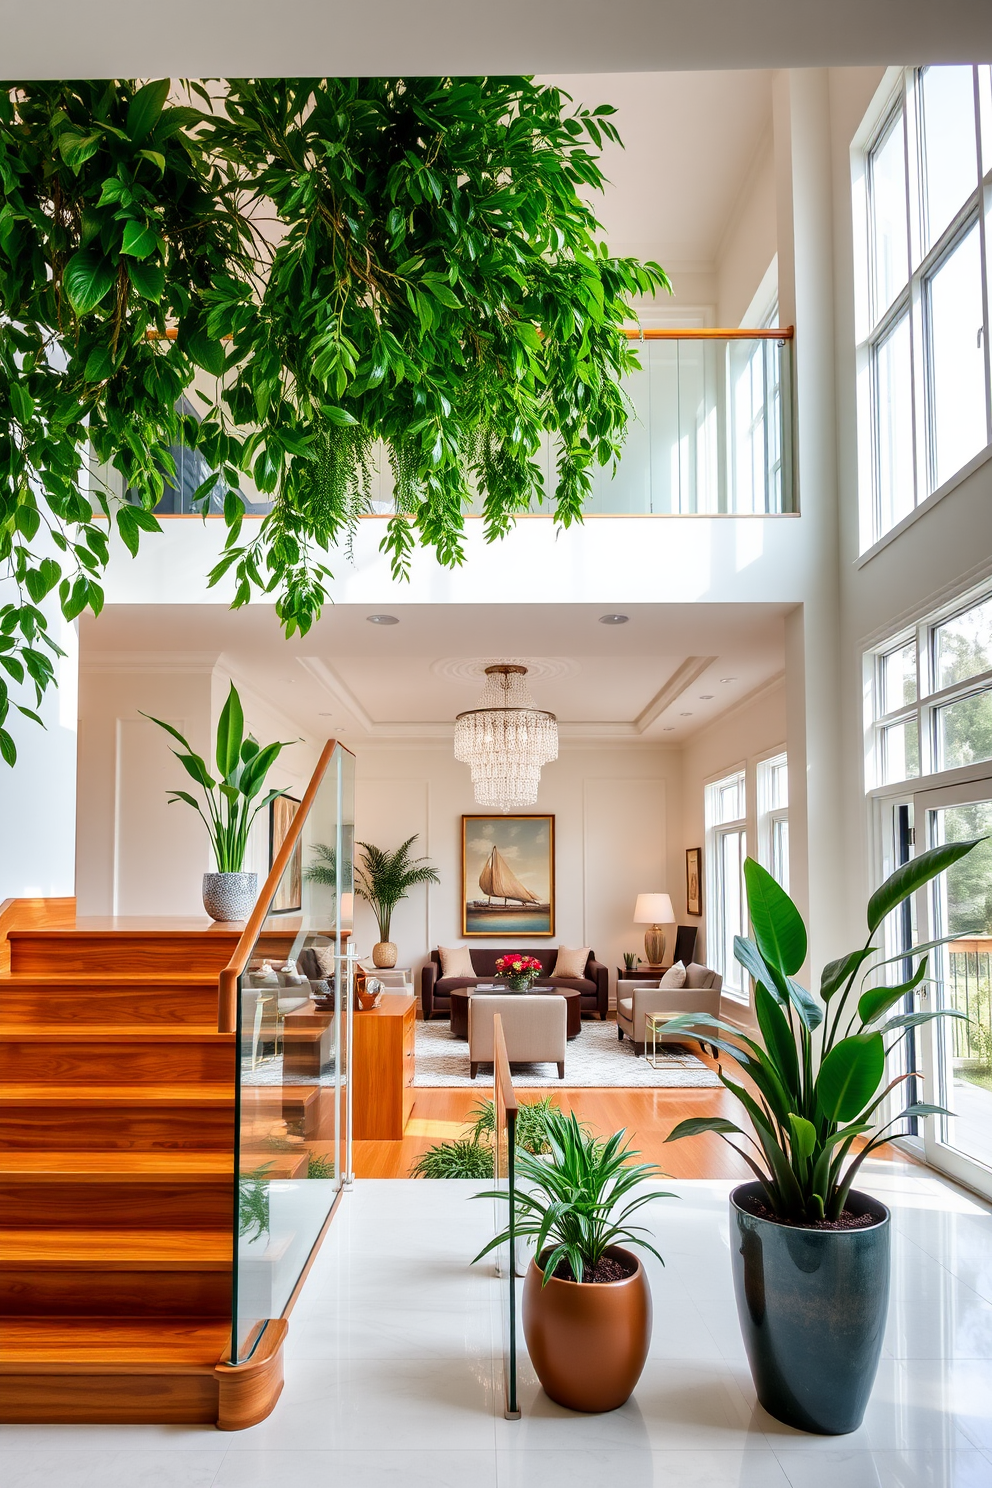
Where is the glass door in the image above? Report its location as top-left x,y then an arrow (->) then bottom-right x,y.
913,775 -> 992,1199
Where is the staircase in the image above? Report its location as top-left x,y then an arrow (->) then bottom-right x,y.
0,912 -> 285,1427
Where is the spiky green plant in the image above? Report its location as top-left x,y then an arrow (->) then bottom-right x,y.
474,1109 -> 674,1284
410,1138 -> 494,1180
144,681 -> 294,872
468,1095 -> 556,1155
238,1164 -> 272,1241
664,845 -> 983,1223
306,1151 -> 335,1180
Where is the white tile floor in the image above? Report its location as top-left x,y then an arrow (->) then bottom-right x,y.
3,1161 -> 992,1487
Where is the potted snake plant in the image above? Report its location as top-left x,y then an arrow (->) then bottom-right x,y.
145,683 -> 295,921
475,1109 -> 674,1412
665,841 -> 980,1435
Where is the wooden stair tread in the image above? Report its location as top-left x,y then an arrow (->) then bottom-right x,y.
1,1151 -> 234,1178
0,1229 -> 231,1267
0,1317 -> 230,1370
0,973 -> 218,986
0,1026 -> 232,1042
0,1084 -> 233,1105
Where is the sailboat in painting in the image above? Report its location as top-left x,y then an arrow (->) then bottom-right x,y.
469,846 -> 550,914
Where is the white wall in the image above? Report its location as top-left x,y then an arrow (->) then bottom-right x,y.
679,674 -> 789,984
354,741 -> 684,1002
0,608 -> 78,901
717,127 -> 778,326
75,657 -> 318,917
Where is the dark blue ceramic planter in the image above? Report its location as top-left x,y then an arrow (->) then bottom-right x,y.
730,1181 -> 891,1435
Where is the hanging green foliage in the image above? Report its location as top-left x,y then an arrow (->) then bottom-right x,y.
0,76 -> 670,762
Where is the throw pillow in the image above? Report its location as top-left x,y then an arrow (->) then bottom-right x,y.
684,962 -> 713,989
438,944 -> 475,977
659,960 -> 686,988
311,944 -> 337,978
551,946 -> 590,979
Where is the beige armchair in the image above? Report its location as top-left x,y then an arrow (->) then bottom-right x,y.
616,963 -> 723,1056
468,994 -> 567,1079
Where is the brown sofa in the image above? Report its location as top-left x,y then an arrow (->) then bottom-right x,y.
421,947 -> 609,1021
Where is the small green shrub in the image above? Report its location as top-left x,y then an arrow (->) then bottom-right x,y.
410,1138 -> 494,1180
469,1095 -> 556,1155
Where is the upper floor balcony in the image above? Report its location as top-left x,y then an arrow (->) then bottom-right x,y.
132,328 -> 796,523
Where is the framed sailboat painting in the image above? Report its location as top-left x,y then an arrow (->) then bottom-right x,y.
461,815 -> 555,936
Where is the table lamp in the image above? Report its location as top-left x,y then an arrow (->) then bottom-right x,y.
633,892 -> 674,967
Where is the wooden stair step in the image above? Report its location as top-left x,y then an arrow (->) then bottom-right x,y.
0,1316 -> 231,1369
0,1084 -> 235,1151
0,974 -> 219,1025
0,1026 -> 235,1084
0,1229 -> 232,1317
0,1151 -> 234,1228
7,924 -> 244,975
239,1150 -> 310,1179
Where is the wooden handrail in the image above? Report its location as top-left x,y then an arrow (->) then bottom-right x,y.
622,326 -> 794,340
150,325 -> 793,345
216,738 -> 354,1032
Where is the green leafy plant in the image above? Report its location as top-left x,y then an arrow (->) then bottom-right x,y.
469,1095 -> 556,1155
238,1164 -> 271,1241
0,77 -> 670,764
306,1150 -> 335,1180
665,845 -> 983,1224
623,951 -> 639,970
350,836 -> 439,943
410,1137 -> 494,1180
474,1108 -> 674,1284
144,680 -> 294,872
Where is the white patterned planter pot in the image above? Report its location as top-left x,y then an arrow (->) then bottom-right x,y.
202,871 -> 258,923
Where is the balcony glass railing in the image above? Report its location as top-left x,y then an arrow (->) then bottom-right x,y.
133,330 -> 795,520
218,739 -> 355,1365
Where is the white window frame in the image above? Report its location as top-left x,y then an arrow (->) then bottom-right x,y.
864,578 -> 992,791
705,768 -> 748,1002
757,750 -> 789,891
854,66 -> 992,552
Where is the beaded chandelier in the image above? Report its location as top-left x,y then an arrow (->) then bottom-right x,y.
454,665 -> 558,813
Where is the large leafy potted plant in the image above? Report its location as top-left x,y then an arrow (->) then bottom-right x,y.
665,842 -> 980,1435
145,682 -> 294,921
475,1109 -> 674,1412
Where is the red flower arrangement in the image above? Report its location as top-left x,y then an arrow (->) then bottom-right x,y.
495,953 -> 544,989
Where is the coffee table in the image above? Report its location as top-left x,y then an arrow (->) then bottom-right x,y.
449,985 -> 582,1040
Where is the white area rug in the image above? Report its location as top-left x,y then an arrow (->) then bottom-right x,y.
414,1018 -> 721,1088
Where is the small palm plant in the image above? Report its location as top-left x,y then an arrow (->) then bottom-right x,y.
352,836 -> 440,944
664,843 -> 982,1223
144,683 -> 294,872
475,1109 -> 674,1284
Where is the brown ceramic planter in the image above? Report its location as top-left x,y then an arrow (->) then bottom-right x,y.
522,1245 -> 652,1412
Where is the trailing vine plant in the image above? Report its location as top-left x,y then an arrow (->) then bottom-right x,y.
0,76 -> 670,763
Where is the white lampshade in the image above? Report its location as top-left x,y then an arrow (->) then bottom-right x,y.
633,892 -> 674,924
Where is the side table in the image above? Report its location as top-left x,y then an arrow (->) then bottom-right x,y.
616,965 -> 671,983
645,1012 -> 674,1068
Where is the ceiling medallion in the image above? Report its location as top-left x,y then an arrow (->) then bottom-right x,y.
454,665 -> 558,814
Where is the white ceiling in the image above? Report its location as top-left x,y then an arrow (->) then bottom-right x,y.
80,601 -> 789,746
5,1 -> 990,75
543,71 -> 773,268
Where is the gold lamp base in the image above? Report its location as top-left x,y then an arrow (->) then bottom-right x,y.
643,926 -> 666,966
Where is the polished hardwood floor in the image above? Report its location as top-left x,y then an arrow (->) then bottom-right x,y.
354,1044 -> 757,1180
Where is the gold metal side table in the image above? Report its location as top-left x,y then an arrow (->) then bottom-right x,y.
645,1011 -> 673,1068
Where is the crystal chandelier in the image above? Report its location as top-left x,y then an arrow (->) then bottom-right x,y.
454,665 -> 558,813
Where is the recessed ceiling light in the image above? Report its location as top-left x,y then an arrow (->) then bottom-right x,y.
598,614 -> 629,625
720,676 -> 736,683
319,712 -> 335,717
662,726 -> 675,732
699,694 -> 714,700
680,711 -> 693,717
367,613 -> 399,625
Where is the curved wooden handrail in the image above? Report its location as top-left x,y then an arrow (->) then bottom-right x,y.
622,326 -> 794,340
217,738 -> 354,1032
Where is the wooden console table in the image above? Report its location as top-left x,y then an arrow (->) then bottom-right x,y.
352,992 -> 415,1140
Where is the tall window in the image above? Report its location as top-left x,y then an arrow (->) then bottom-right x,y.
758,753 -> 789,890
865,581 -> 992,787
857,66 -> 992,547
706,770 -> 747,1000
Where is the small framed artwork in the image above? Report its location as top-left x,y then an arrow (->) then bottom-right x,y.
269,794 -> 302,913
462,814 -> 555,937
686,847 -> 703,917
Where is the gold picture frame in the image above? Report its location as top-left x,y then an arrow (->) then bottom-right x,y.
686,846 -> 703,917
269,794 -> 302,913
461,814 -> 555,937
